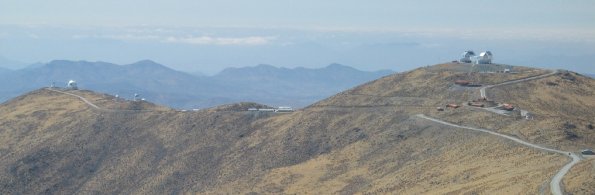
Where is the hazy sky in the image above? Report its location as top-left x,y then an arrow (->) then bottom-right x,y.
1,0 -> 594,73
2,0 -> 595,29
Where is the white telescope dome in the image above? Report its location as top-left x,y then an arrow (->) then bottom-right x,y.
67,80 -> 78,89
459,50 -> 475,63
476,51 -> 493,64
479,51 -> 492,57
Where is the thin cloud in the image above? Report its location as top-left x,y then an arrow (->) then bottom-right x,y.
103,34 -> 161,41
27,33 -> 40,39
71,32 -> 277,46
72,34 -> 161,41
296,26 -> 595,43
164,36 -> 276,46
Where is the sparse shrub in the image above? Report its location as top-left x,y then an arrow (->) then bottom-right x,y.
545,81 -> 558,86
561,72 -> 577,81
563,122 -> 576,129
564,129 -> 580,140
588,124 -> 593,130
128,101 -> 143,110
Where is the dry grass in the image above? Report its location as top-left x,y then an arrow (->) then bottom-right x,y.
0,63 -> 593,194
563,157 -> 595,194
208,117 -> 567,194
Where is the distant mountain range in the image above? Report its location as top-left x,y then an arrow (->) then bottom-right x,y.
586,73 -> 595,79
0,60 -> 393,108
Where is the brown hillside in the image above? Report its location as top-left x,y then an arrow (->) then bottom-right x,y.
0,63 -> 593,194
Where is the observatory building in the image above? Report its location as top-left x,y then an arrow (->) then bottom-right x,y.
476,51 -> 493,64
459,50 -> 476,63
67,80 -> 78,90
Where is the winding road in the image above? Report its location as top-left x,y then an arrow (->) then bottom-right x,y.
46,88 -> 155,113
45,68 -> 578,194
47,88 -> 102,109
466,69 -> 580,194
480,70 -> 559,99
416,114 -> 580,195
305,69 -> 578,195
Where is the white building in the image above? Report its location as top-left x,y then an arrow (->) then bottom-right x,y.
67,80 -> 78,90
258,108 -> 276,112
275,106 -> 294,112
476,51 -> 493,64
459,50 -> 476,63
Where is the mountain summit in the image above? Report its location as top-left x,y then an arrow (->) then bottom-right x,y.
127,59 -> 171,70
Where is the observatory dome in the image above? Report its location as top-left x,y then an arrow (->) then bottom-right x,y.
479,51 -> 492,57
476,51 -> 493,64
459,50 -> 475,63
67,80 -> 78,89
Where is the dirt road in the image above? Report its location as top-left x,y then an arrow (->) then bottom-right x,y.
416,114 -> 579,195
480,70 -> 559,99
46,88 -> 154,113
47,88 -> 101,109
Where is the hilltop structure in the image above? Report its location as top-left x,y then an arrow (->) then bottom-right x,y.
476,51 -> 493,64
66,80 -> 78,90
458,50 -> 493,64
459,50 -> 476,63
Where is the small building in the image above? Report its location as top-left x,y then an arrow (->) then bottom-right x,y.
468,101 -> 485,107
247,108 -> 258,111
276,106 -> 294,112
67,80 -> 78,90
497,103 -> 514,111
459,51 -> 476,63
258,108 -> 276,112
454,80 -> 471,86
476,51 -> 493,64
520,110 -> 533,120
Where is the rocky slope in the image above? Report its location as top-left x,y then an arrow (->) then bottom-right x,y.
0,63 -> 593,194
